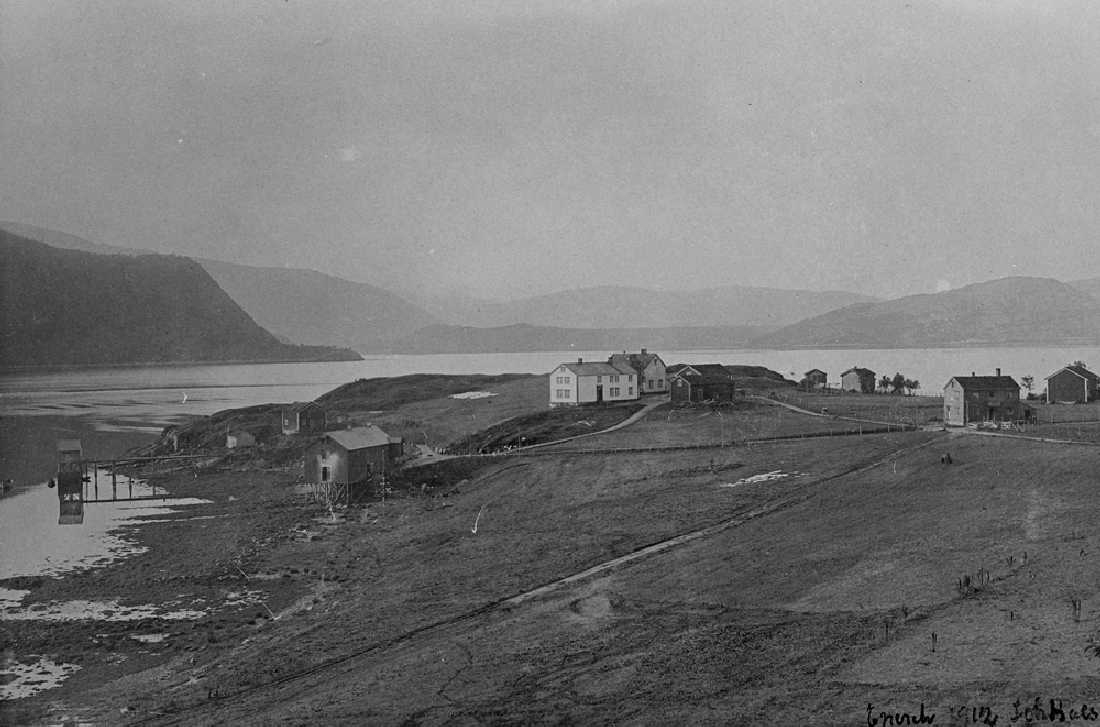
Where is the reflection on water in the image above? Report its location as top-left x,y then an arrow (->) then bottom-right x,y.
0,479 -> 211,580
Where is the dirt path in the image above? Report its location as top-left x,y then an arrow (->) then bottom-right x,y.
405,397 -> 667,467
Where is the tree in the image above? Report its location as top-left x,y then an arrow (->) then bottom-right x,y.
1021,375 -> 1034,397
891,372 -> 906,395
904,378 -> 920,396
1072,360 -> 1088,369
879,375 -> 892,394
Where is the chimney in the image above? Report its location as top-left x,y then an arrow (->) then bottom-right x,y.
578,357 -> 583,364
641,348 -> 647,355
996,367 -> 1001,377
971,371 -> 976,377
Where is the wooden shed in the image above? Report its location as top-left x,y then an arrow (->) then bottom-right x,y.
304,426 -> 403,486
840,367 -> 876,394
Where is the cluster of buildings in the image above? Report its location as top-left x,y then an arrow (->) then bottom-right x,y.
550,350 -> 763,407
547,351 -> 1100,429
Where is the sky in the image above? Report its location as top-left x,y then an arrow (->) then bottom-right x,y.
3,0 -> 1100,301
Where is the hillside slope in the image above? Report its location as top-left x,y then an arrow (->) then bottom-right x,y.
0,222 -> 438,351
754,276 -> 1100,348
413,285 -> 878,329
0,231 -> 359,367
198,259 -> 438,349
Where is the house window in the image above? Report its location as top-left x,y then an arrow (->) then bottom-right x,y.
658,379 -> 664,388
610,375 -> 620,383
628,387 -> 633,395
609,387 -> 621,397
321,465 -> 331,483
556,376 -> 571,384
556,389 -> 571,399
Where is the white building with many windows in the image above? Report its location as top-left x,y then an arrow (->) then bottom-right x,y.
549,358 -> 638,406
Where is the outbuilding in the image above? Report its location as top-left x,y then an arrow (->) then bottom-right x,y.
282,402 -> 327,435
840,367 -> 877,394
1045,364 -> 1099,404
802,369 -> 828,391
304,425 -> 403,486
226,431 -> 256,449
668,364 -> 737,403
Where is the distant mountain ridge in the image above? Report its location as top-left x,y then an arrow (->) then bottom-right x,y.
412,285 -> 879,329
382,323 -> 777,354
0,231 -> 359,367
754,277 -> 1100,348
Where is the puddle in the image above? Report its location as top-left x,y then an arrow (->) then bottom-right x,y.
449,391 -> 497,399
720,469 -> 803,488
0,479 -> 211,579
129,633 -> 169,644
0,587 -> 264,622
0,657 -> 81,700
1,598 -> 207,622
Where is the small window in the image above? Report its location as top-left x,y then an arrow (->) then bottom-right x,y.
321,465 -> 331,483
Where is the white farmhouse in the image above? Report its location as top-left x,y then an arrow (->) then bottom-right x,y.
608,349 -> 668,395
549,358 -> 638,406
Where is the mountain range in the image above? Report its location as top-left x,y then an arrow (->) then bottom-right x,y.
5,221 -> 1100,359
755,276 -> 1100,348
0,230 -> 359,367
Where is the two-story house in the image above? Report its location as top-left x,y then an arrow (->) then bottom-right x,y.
549,359 -> 638,406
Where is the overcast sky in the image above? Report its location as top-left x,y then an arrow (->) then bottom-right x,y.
3,0 -> 1100,300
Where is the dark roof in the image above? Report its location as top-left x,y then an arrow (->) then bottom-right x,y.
669,364 -> 733,380
609,352 -> 664,369
325,425 -> 399,450
1045,364 -> 1099,383
948,376 -> 1019,390
804,369 -> 827,377
841,367 -> 875,377
559,361 -> 634,377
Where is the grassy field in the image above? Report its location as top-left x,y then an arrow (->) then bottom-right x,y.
540,400 -> 896,451
773,390 -> 945,425
9,379 -> 1100,725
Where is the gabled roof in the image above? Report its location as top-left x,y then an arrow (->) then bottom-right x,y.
1045,364 -> 1099,383
947,376 -> 1019,390
285,401 -> 322,413
666,363 -> 695,376
559,361 -> 634,377
804,368 -> 827,377
841,367 -> 875,377
325,425 -> 398,450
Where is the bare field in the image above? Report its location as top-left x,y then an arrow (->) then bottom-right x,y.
8,398 -> 1100,725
